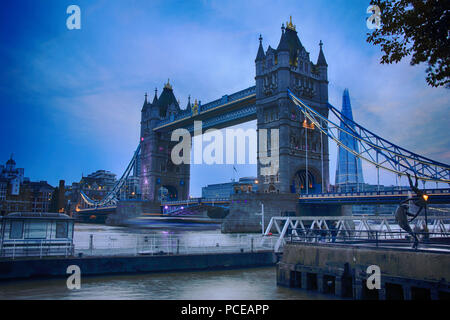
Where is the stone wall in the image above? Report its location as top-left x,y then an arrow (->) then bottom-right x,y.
277,242 -> 450,299
281,243 -> 450,282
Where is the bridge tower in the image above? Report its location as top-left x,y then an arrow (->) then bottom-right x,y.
255,17 -> 330,194
140,81 -> 190,202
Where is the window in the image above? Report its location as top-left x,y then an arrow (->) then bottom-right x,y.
26,222 -> 47,239
9,221 -> 23,239
56,222 -> 68,238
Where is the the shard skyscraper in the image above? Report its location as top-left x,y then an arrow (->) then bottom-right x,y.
335,89 -> 364,192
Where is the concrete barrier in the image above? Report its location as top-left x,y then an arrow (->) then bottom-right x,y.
0,251 -> 276,280
277,243 -> 450,300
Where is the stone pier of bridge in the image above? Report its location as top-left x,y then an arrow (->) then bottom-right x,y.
222,192 -> 352,233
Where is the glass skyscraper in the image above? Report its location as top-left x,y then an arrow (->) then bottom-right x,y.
335,89 -> 364,192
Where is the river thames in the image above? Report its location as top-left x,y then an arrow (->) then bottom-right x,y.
0,223 -> 339,300
0,266 -> 339,300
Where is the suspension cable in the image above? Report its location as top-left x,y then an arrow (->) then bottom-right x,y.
287,89 -> 450,183
80,144 -> 141,207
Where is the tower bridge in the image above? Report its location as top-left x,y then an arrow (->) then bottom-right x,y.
78,17 -> 450,229
139,18 -> 331,205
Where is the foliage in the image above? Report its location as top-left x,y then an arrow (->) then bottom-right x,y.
367,0 -> 450,88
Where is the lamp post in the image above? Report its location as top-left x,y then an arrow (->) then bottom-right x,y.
261,202 -> 265,235
423,194 -> 429,233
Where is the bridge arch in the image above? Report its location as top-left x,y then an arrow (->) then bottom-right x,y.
159,185 -> 178,201
291,166 -> 322,194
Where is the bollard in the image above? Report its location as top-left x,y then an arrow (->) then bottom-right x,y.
251,238 -> 254,252
177,239 -> 180,255
89,234 -> 93,255
135,235 -> 139,255
376,231 -> 379,247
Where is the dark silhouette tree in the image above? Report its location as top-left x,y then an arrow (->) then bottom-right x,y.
367,0 -> 450,88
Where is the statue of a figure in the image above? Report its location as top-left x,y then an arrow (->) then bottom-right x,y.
394,173 -> 427,249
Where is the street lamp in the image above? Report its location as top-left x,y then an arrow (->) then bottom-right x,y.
423,193 -> 429,232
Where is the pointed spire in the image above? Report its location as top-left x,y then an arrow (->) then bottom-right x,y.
286,16 -> 296,31
317,40 -> 328,66
142,92 -> 148,110
152,87 -> 158,104
255,34 -> 265,62
277,26 -> 289,51
6,153 -> 15,166
164,78 -> 172,90
186,95 -> 191,111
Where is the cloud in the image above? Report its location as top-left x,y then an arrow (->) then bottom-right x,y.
1,0 -> 448,192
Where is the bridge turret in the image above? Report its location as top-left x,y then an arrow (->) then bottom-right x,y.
255,34 -> 265,99
140,92 -> 151,138
255,17 -> 330,194
140,80 -> 190,202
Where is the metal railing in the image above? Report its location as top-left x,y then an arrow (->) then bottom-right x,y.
0,239 -> 74,259
264,215 -> 450,252
298,188 -> 450,198
287,228 -> 449,248
73,233 -> 274,257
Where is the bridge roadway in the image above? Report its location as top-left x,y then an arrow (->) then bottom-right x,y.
76,188 -> 450,219
162,188 -> 450,210
153,86 -> 256,132
297,188 -> 450,205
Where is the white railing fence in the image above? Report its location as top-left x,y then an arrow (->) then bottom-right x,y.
263,215 -> 450,252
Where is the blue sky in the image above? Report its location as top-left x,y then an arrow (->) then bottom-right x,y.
0,0 -> 449,196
